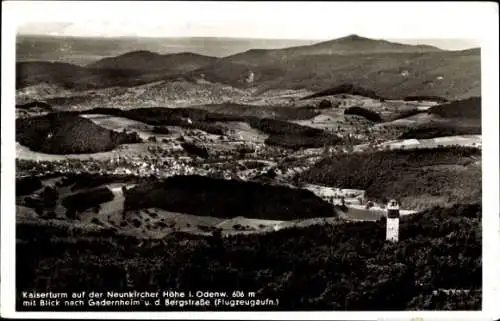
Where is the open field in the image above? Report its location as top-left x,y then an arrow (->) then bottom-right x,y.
365,135 -> 482,151
16,142 -> 150,161
80,114 -> 156,138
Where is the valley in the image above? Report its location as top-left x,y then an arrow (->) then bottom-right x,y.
13,33 -> 482,311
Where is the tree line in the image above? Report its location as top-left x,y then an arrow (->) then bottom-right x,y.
16,202 -> 481,311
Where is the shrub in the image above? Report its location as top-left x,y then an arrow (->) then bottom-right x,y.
16,177 -> 43,196
318,99 -> 332,109
44,211 -> 57,219
132,219 -> 142,228
404,96 -> 449,103
61,187 -> 114,214
152,126 -> 170,134
181,142 -> 209,159
198,225 -> 211,232
344,107 -> 382,122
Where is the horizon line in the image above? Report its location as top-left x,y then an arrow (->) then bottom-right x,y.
15,33 -> 481,51
17,33 -> 326,41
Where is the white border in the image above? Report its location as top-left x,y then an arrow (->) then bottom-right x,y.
2,1 -> 499,320
481,2 -> 500,319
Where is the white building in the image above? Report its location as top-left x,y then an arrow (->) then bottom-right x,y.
386,199 -> 400,242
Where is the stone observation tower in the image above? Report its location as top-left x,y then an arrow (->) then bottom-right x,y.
386,199 -> 400,242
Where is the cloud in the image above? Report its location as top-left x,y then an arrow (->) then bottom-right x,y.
17,22 -> 74,36
10,1 -> 491,47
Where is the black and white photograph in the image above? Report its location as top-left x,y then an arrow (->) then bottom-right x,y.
1,1 -> 499,318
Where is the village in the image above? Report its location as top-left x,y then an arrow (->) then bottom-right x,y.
16,137 -> 417,229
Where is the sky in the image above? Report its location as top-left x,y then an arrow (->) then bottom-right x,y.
5,1 -> 497,49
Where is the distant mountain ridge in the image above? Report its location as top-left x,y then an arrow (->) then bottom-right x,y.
191,35 -> 481,99
272,34 -> 444,55
15,34 -> 481,100
16,35 -> 319,64
429,97 -> 481,119
88,51 -> 218,72
223,34 -> 444,65
16,61 -> 144,90
16,50 -> 218,90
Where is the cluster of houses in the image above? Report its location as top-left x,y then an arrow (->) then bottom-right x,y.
303,183 -> 366,206
19,149 -> 275,182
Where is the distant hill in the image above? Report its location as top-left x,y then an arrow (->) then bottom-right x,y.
187,60 -> 285,88
395,97 -> 482,140
16,35 -> 319,64
15,35 -> 481,100
33,79 -> 251,109
428,97 -> 481,119
298,146 -> 481,210
272,34 -> 443,56
286,34 -> 443,55
459,47 -> 481,55
16,61 -> 143,90
192,35 -> 481,100
16,83 -> 75,105
16,51 -> 217,90
16,113 -> 142,154
88,51 -> 218,73
224,35 -> 443,65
